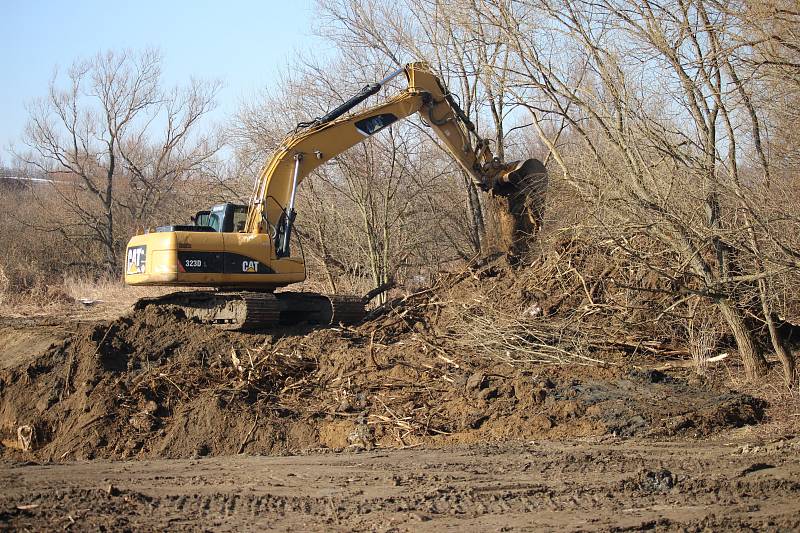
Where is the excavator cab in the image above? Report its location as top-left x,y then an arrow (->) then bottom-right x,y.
186,203 -> 249,233
192,210 -> 212,228
155,203 -> 248,233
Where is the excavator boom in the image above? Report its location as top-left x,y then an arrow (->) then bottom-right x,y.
246,62 -> 541,258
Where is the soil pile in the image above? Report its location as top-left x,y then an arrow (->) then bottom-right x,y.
0,269 -> 766,460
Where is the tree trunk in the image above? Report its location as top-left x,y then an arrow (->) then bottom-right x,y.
105,143 -> 117,274
758,278 -> 797,387
465,177 -> 486,255
104,210 -> 116,273
746,219 -> 796,387
717,298 -> 769,380
316,225 -> 337,293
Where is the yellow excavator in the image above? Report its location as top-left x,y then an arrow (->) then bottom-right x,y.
124,62 -> 545,329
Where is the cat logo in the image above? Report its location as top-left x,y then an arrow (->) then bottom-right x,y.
126,245 -> 146,275
242,260 -> 259,273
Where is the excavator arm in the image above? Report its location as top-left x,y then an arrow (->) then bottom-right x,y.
245,62 -> 542,257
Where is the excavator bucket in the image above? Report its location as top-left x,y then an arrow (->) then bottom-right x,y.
494,158 -> 547,197
492,158 -> 549,257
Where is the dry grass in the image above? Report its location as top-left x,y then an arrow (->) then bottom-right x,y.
0,265 -> 9,306
0,272 -> 172,320
61,274 -> 168,304
687,314 -> 723,376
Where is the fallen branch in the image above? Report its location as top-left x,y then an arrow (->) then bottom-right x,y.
237,413 -> 259,454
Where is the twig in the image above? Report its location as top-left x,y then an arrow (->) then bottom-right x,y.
237,413 -> 260,454
92,324 -> 115,357
157,373 -> 188,398
363,281 -> 395,303
368,330 -> 381,369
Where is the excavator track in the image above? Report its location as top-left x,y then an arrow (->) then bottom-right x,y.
133,290 -> 366,331
328,295 -> 369,325
236,292 -> 283,331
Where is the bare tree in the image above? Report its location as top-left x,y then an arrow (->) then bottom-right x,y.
450,0 -> 800,380
317,0 -> 548,255
17,49 -> 221,273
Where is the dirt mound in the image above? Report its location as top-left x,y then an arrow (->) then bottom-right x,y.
0,296 -> 766,460
0,308 -> 321,460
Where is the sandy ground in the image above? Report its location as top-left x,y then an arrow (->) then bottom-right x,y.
2,439 -> 799,532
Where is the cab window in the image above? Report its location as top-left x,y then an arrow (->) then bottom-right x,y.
232,206 -> 248,232
195,212 -> 211,227
207,213 -> 221,232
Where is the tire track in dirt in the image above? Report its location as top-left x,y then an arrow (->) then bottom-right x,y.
1,440 -> 799,531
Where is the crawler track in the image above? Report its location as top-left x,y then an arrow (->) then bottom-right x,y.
133,290 -> 366,330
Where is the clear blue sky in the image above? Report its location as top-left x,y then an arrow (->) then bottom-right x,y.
0,0 -> 322,163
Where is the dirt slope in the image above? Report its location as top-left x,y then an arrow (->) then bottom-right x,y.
0,305 -> 766,461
